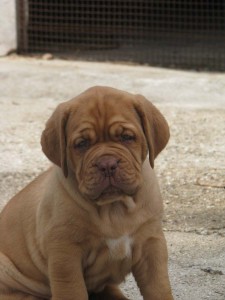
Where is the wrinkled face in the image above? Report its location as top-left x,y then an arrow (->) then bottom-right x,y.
66,92 -> 148,204
41,86 -> 170,205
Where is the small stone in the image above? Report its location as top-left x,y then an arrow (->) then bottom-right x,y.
42,53 -> 54,60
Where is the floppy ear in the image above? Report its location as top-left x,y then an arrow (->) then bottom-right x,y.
134,95 -> 170,168
41,103 -> 70,177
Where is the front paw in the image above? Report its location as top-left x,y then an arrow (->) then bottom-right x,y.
89,296 -> 128,300
89,284 -> 130,300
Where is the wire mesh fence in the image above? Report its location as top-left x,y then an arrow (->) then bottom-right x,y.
17,0 -> 225,71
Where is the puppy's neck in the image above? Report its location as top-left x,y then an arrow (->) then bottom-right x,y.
95,199 -> 137,237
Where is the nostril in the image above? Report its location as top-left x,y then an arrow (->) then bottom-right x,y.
100,166 -> 106,172
110,162 -> 118,171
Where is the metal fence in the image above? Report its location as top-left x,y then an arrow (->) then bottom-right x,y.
17,0 -> 225,71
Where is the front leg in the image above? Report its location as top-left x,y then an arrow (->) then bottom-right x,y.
48,246 -> 88,300
132,233 -> 173,300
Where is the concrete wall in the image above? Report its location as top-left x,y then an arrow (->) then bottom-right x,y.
0,0 -> 17,55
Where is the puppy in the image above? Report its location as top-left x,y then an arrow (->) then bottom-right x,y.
0,86 -> 173,300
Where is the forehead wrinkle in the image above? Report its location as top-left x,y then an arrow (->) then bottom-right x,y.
71,118 -> 95,131
103,99 -> 138,138
74,98 -> 106,141
73,92 -> 137,140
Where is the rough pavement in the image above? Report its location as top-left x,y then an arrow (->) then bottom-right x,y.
0,56 -> 224,299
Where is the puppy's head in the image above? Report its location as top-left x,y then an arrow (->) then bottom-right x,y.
41,86 -> 169,204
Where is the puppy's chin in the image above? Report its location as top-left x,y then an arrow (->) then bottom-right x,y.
95,187 -> 124,206
96,192 -> 136,209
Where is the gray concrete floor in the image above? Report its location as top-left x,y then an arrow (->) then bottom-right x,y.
0,56 -> 225,299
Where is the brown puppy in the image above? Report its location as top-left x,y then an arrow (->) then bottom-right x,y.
0,86 -> 173,300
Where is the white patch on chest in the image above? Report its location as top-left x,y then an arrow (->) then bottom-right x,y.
106,235 -> 133,260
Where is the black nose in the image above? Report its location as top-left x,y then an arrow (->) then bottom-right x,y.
96,156 -> 119,177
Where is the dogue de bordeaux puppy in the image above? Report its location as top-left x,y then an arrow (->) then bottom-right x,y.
0,86 -> 174,300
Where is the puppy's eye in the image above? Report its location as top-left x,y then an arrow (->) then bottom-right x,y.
75,139 -> 90,150
121,134 -> 135,142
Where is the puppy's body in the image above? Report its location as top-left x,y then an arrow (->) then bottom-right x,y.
0,87 -> 173,300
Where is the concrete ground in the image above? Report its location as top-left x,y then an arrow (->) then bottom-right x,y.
0,55 -> 224,299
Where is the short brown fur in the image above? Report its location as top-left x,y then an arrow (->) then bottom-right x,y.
0,86 -> 173,300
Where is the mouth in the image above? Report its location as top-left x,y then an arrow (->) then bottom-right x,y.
101,186 -> 122,196
95,185 -> 125,206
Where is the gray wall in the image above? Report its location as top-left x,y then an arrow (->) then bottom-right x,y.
0,0 -> 16,55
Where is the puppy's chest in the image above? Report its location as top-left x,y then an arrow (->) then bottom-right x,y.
85,234 -> 133,273
84,235 -> 133,291
105,235 -> 133,260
